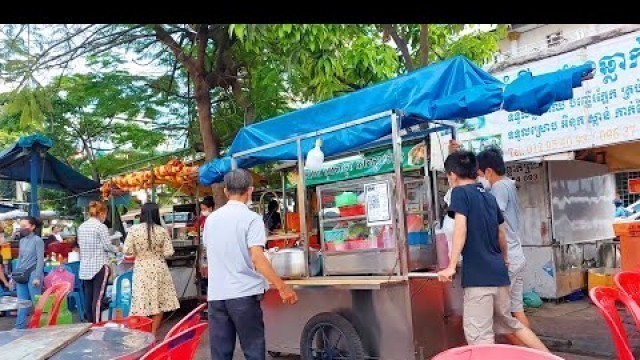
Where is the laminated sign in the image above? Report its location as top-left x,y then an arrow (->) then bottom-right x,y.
365,181 -> 392,226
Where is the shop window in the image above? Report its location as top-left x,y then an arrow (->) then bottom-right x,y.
546,31 -> 566,48
616,171 -> 640,206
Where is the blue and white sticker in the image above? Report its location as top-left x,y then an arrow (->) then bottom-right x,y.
542,260 -> 554,277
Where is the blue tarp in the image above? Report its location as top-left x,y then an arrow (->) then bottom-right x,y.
200,56 -> 593,185
0,135 -> 100,195
0,204 -> 19,213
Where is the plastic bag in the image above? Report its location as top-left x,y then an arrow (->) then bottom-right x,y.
44,266 -> 75,290
523,291 -> 543,308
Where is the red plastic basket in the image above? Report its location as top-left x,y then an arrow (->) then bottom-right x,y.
346,239 -> 375,250
339,204 -> 365,217
94,315 -> 153,333
326,242 -> 348,251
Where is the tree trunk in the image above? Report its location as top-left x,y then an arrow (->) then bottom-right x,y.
192,74 -> 227,209
79,136 -> 100,182
419,24 -> 430,67
382,24 -> 415,71
193,76 -> 218,161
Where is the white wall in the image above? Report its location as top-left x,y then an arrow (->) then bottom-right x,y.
498,24 -> 625,59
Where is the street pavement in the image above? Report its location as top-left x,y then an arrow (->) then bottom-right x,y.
0,298 -> 629,359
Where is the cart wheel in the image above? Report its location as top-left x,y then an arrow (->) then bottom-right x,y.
300,312 -> 365,360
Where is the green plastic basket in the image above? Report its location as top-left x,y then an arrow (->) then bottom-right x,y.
335,192 -> 358,207
324,229 -> 347,243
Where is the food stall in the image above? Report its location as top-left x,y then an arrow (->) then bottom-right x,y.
198,56 -> 593,359
101,159 -> 205,301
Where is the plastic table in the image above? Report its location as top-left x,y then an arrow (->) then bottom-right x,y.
0,296 -> 32,312
0,325 -> 155,360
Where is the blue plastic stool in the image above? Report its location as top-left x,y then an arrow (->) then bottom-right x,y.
63,261 -> 86,322
108,270 -> 133,320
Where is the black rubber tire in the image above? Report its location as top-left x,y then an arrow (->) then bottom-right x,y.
300,312 -> 366,360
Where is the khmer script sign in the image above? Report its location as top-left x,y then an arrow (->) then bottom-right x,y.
431,30 -> 640,169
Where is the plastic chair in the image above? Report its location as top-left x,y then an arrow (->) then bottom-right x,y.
140,323 -> 208,360
108,270 -> 133,319
62,261 -> 86,321
28,282 -> 71,329
432,344 -> 564,360
589,286 -> 635,360
47,241 -> 73,259
165,302 -> 207,339
614,271 -> 640,330
33,294 -> 73,326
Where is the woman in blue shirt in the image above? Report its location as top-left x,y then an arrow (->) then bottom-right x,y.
14,216 -> 45,329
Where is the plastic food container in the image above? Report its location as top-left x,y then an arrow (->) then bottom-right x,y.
339,204 -> 365,217
346,239 -> 375,250
326,242 -> 347,252
324,229 -> 348,243
335,192 -> 358,207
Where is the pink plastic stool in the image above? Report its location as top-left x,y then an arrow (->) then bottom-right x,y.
432,344 -> 564,360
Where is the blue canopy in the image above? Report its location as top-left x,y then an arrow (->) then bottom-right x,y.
0,204 -> 19,213
0,134 -> 100,216
200,56 -> 593,185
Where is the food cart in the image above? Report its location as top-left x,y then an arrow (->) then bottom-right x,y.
198,56 -> 594,359
102,159 -> 206,301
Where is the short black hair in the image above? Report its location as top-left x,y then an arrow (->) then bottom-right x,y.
477,146 -> 506,176
268,199 -> 279,212
444,150 -> 478,180
200,196 -> 215,210
21,216 -> 42,229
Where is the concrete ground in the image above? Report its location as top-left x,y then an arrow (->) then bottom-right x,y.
527,298 -> 640,359
0,298 -> 633,359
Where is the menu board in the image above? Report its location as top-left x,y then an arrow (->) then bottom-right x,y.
364,181 -> 392,226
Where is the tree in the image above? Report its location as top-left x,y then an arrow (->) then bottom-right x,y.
0,69 -> 178,181
380,24 -> 507,70
1,24 -> 505,206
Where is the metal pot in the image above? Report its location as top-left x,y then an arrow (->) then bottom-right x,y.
268,246 -> 321,279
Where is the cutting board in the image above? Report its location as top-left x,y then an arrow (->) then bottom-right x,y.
0,323 -> 92,360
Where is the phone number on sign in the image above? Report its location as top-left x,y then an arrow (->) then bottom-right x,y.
506,125 -> 640,158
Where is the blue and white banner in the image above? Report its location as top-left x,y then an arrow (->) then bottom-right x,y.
431,31 -> 640,169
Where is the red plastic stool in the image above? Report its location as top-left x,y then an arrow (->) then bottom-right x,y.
433,344 -> 564,360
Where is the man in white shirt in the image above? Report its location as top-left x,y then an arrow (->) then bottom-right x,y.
204,169 -> 298,360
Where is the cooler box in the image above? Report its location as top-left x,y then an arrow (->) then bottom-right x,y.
613,221 -> 640,271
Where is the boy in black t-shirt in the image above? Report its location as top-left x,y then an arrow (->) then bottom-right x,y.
437,150 -> 548,350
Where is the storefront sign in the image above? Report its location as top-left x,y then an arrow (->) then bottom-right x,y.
431,31 -> 640,169
287,142 -> 426,187
506,163 -> 543,185
365,181 -> 392,226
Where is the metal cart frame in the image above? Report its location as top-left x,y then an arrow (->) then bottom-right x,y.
230,110 -> 461,359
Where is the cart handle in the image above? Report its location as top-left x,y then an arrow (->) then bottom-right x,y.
407,272 -> 440,279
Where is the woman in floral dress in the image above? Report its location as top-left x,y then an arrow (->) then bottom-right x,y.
123,202 -> 180,335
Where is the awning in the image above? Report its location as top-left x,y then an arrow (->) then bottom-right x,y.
0,134 -> 100,216
199,56 -> 593,185
0,204 -> 19,214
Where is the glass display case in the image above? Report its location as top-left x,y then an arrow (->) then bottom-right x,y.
317,174 -> 401,275
404,176 -> 437,271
